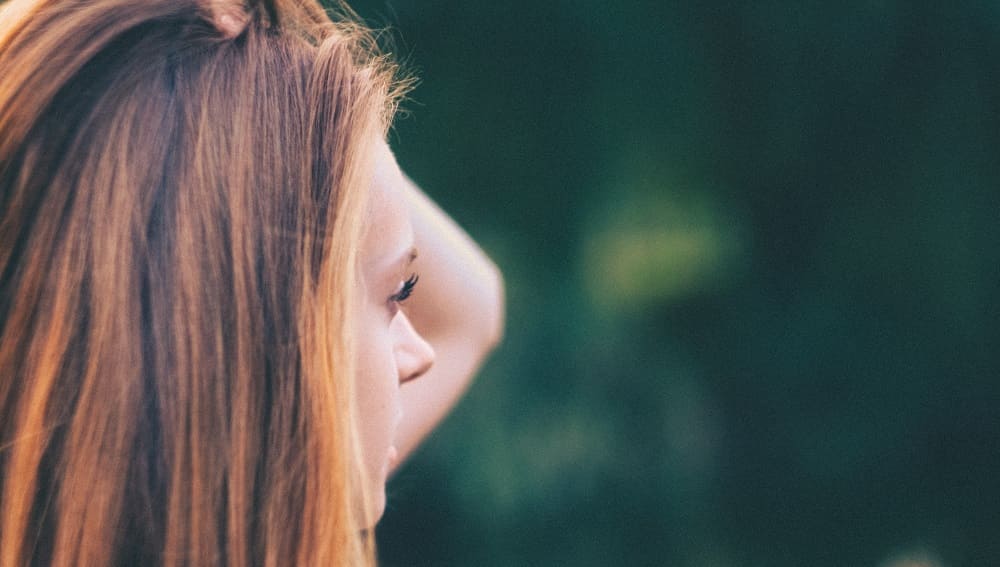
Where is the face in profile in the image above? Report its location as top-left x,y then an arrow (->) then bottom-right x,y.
354,140 -> 435,520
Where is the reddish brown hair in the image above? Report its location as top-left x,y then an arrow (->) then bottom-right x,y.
0,0 -> 401,564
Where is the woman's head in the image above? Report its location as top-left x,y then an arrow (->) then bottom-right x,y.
0,0 -> 405,563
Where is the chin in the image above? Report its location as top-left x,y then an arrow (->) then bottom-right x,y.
366,492 -> 387,529
354,479 -> 387,529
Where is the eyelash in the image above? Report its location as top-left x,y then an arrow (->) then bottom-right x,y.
390,273 -> 419,305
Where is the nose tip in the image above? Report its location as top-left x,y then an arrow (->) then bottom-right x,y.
401,335 -> 435,383
396,315 -> 435,384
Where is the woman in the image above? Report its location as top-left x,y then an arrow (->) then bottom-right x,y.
0,0 -> 503,564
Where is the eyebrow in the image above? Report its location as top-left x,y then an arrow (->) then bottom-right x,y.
390,246 -> 418,272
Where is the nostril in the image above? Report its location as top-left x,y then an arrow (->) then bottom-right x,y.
402,356 -> 432,383
417,355 -> 434,378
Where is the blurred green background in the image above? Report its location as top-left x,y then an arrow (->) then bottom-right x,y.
343,2 -> 1000,566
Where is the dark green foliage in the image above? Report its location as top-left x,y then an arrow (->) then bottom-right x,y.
342,1 -> 1000,565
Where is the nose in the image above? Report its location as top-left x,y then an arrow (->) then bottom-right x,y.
394,312 -> 435,383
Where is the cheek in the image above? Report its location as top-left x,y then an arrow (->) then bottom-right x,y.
353,309 -> 401,450
355,311 -> 397,395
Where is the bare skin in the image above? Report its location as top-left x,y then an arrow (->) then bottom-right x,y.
379,144 -> 505,470
355,141 -> 502,520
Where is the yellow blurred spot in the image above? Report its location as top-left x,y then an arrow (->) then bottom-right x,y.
584,189 -> 741,312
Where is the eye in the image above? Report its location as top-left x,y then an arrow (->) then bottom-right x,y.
389,273 -> 419,306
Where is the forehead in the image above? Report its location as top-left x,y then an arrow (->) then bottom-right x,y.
362,142 -> 412,269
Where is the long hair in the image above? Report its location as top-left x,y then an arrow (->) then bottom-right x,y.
0,0 -> 402,564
